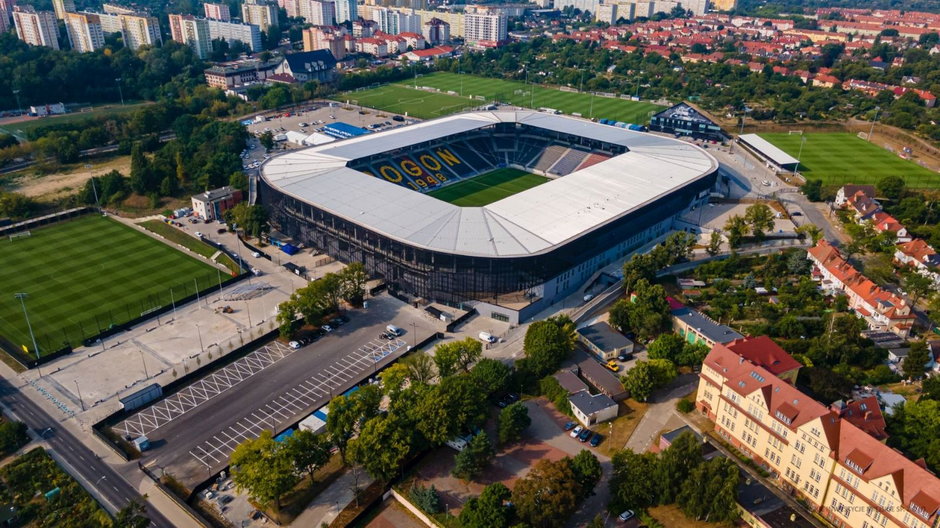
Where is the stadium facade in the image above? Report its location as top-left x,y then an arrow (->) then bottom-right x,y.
259,111 -> 719,323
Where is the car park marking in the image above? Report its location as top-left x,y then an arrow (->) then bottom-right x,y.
188,338 -> 407,470
116,341 -> 295,438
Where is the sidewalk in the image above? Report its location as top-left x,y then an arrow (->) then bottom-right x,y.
623,375 -> 697,453
290,467 -> 375,527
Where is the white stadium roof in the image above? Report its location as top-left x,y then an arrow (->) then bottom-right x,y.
738,134 -> 799,166
261,111 -> 718,258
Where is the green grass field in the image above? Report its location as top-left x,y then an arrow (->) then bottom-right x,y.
760,132 -> 940,189
0,215 -> 220,355
0,102 -> 151,139
427,168 -> 549,206
340,72 -> 663,123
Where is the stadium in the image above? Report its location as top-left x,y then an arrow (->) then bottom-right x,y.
259,111 -> 719,323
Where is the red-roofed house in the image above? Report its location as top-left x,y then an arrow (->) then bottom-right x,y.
808,240 -> 915,337
895,239 -> 940,286
724,336 -> 802,384
870,211 -> 912,242
402,45 -> 454,62
696,339 -> 940,524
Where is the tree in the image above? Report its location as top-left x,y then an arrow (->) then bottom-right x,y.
724,215 -> 748,248
402,351 -> 435,385
654,431 -> 702,504
610,450 -> 660,510
453,432 -> 496,480
349,413 -> 413,482
0,421 -> 28,454
569,450 -> 602,500
878,175 -> 906,201
416,375 -> 487,445
498,402 -> 531,445
903,341 -> 931,379
903,272 -> 934,306
225,203 -> 269,238
469,358 -> 512,399
326,385 -> 381,462
802,179 -> 823,201
129,143 -> 153,194
622,359 -> 676,402
433,338 -> 481,377
260,130 -> 275,150
706,231 -> 722,256
547,314 -> 578,352
621,279 -> 671,341
921,376 -> 940,401
677,456 -> 739,522
460,482 -> 514,528
380,363 -> 409,397
338,262 -> 368,306
512,458 -> 582,528
113,500 -> 150,528
795,224 -> 823,245
744,203 -> 775,240
609,298 -> 632,333
622,253 -> 657,294
524,320 -> 573,377
284,429 -> 331,482
230,431 -> 300,511
647,333 -> 685,363
408,484 -> 442,514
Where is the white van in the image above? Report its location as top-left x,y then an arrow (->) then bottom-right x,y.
479,332 -> 497,343
386,324 -> 402,336
445,437 -> 468,451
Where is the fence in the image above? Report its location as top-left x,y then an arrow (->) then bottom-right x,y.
0,206 -> 94,237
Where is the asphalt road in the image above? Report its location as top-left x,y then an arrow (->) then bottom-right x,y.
0,378 -> 173,528
133,296 -> 439,489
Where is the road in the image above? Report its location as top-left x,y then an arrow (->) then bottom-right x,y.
0,378 -> 174,528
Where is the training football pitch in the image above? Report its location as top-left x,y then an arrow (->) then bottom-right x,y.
428,168 -> 549,206
0,215 -> 220,356
760,133 -> 940,189
339,72 -> 663,123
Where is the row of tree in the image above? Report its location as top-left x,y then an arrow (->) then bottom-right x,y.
276,263 -> 368,336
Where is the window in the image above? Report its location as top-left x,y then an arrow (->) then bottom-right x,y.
811,469 -> 821,483
791,454 -> 802,469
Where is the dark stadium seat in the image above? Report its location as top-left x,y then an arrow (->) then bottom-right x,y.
530,145 -> 568,172
548,149 -> 590,175
449,141 -> 495,173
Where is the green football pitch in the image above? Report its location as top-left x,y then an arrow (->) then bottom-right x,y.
338,72 -> 663,123
0,215 -> 220,356
428,168 -> 549,206
760,132 -> 940,189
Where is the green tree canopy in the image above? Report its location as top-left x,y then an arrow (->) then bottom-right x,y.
498,402 -> 531,445
230,431 -> 300,511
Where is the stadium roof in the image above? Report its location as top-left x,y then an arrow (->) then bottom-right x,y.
261,111 -> 718,258
738,134 -> 799,167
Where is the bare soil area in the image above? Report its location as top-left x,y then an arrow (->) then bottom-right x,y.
3,156 -> 130,201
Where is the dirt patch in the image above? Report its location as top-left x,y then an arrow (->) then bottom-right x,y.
4,155 -> 130,201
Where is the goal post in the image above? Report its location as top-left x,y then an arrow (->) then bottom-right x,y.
8,231 -> 31,242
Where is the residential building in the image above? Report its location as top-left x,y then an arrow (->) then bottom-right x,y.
203,58 -> 281,89
577,322 -> 634,361
204,2 -> 231,21
0,8 -> 8,33
422,17 -> 450,44
808,240 -> 916,337
895,239 -> 940,286
372,7 -> 421,35
102,4 -> 139,15
650,102 -> 728,141
353,18 -> 378,37
711,0 -> 737,10
334,0 -> 357,23
192,186 -> 243,221
65,12 -> 105,52
720,336 -> 802,384
569,390 -> 618,426
241,0 -> 278,31
464,11 -> 507,46
554,369 -> 590,395
596,3 -> 619,24
670,302 -> 744,347
413,9 -> 464,37
695,339 -> 940,527
398,31 -> 425,50
274,50 -> 337,82
169,14 -> 212,59
843,190 -> 882,221
303,0 -> 335,26
12,6 -> 59,49
207,18 -> 263,51
402,45 -> 452,61
834,184 -> 876,208
575,349 -> 627,400
870,211 -> 912,243
52,0 -> 76,19
93,10 -> 162,50
355,36 -> 388,56
302,26 -> 347,59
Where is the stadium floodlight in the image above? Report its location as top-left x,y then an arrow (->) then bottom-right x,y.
13,293 -> 40,362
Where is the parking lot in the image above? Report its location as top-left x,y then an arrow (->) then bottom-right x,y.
244,102 -> 415,148
130,294 -> 442,489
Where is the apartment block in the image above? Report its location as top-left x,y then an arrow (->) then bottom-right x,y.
412,9 -> 464,37
302,0 -> 336,26
422,17 -> 450,44
696,338 -> 940,528
464,11 -> 507,45
241,0 -> 278,31
96,11 -> 162,50
334,0 -> 357,23
169,14 -> 212,59
302,25 -> 347,59
204,2 -> 231,21
12,6 -> 59,49
372,7 -> 421,35
52,0 -> 76,19
65,12 -> 105,52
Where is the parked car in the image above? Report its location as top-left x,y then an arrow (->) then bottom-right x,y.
219,495 -> 234,505
563,421 -> 577,431
590,433 -> 603,447
618,510 -> 635,522
617,353 -> 631,362
570,425 -> 583,438
605,360 -> 621,372
194,231 -> 203,238
288,341 -> 301,349
578,428 -> 592,442
323,324 -> 334,332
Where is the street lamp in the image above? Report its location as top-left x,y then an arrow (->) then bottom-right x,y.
85,164 -> 100,209
195,324 -> 205,354
868,106 -> 881,142
795,135 -> 807,174
115,78 -> 124,106
74,380 -> 85,411
410,322 -> 417,348
139,348 -> 149,379
12,89 -> 21,115
14,293 -> 40,364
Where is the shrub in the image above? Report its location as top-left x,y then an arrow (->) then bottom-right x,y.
409,484 -> 442,515
676,399 -> 695,413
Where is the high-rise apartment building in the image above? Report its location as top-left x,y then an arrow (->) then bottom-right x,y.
169,14 -> 212,59
207,19 -> 263,51
302,25 -> 347,59
52,0 -> 76,20
411,9 -> 464,37
333,0 -> 357,23
422,17 -> 450,44
12,6 -> 60,49
241,0 -> 279,31
695,337 -> 940,528
96,10 -> 162,50
204,2 -> 231,21
464,11 -> 506,45
302,0 -> 335,26
65,12 -> 105,52
102,3 -> 138,15
373,7 -> 421,35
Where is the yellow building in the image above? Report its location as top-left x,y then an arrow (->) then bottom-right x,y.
696,339 -> 940,528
